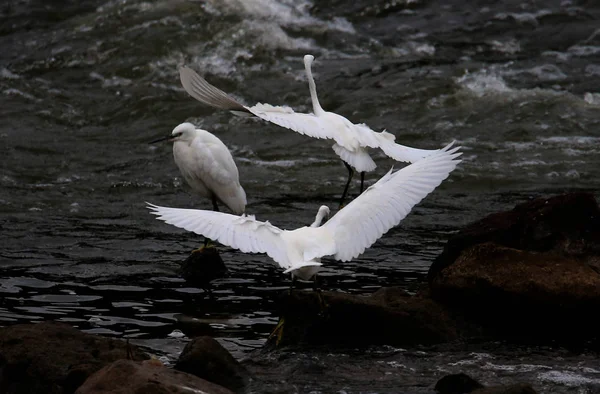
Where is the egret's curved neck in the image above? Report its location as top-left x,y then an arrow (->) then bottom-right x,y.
304,57 -> 324,116
310,209 -> 327,227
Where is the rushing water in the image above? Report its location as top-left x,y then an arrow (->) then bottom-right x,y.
1,0 -> 600,392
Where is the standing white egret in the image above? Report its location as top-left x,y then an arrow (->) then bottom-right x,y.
151,122 -> 247,246
147,142 -> 461,280
179,55 -> 440,207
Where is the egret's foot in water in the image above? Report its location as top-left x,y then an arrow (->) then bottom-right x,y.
268,317 -> 286,346
192,239 -> 216,253
313,275 -> 329,318
315,290 -> 330,318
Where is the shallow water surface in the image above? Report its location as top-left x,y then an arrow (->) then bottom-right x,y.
1,0 -> 600,392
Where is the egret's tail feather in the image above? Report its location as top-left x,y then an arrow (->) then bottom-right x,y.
179,67 -> 250,113
332,144 -> 377,173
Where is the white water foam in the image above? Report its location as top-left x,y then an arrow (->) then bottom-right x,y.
538,370 -> 600,387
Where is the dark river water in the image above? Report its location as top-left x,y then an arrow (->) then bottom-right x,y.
1,0 -> 600,392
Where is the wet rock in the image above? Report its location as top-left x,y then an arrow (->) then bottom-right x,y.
75,359 -> 234,394
435,372 -> 484,393
175,336 -> 250,392
269,287 -> 459,347
435,373 -> 538,394
428,192 -> 600,282
0,321 -> 148,394
179,247 -> 227,288
430,242 -> 600,343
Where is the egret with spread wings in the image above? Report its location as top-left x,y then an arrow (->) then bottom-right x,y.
179,55 -> 440,207
148,143 -> 461,280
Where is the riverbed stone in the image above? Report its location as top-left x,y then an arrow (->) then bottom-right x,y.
175,336 -> 250,392
179,247 -> 227,288
0,321 -> 148,394
75,359 -> 234,394
428,192 -> 600,282
427,192 -> 600,346
430,242 -> 600,343
268,286 -> 459,347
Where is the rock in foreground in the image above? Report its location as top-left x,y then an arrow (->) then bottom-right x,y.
430,242 -> 600,342
0,321 -> 148,394
175,336 -> 250,392
269,287 -> 460,347
428,193 -> 600,346
75,359 -> 234,394
429,192 -> 600,282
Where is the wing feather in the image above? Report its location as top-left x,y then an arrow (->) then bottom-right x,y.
246,104 -> 337,141
147,203 -> 289,267
179,67 -> 338,141
323,142 -> 462,261
375,133 -> 441,163
179,67 -> 251,113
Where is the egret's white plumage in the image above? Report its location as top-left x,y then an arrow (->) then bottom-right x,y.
148,142 -> 461,281
153,122 -> 247,214
179,55 -> 438,172
179,54 -> 441,204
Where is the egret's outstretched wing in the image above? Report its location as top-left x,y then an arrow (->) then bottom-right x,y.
147,203 -> 288,266
323,142 -> 462,261
352,123 -> 439,164
179,67 -> 250,114
179,67 -> 337,141
375,131 -> 440,163
246,103 -> 336,141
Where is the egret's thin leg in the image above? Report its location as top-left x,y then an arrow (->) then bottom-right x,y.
289,275 -> 297,296
211,195 -> 220,212
339,161 -> 354,209
360,172 -> 365,194
312,274 -> 328,315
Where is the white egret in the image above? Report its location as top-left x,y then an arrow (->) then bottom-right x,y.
147,142 -> 461,280
179,54 -> 440,207
151,122 -> 247,246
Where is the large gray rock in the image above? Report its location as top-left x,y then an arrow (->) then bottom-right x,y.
427,192 -> 600,347
268,286 -> 460,347
75,359 -> 233,394
428,192 -> 600,282
0,321 -> 148,394
175,336 -> 250,392
430,241 -> 600,344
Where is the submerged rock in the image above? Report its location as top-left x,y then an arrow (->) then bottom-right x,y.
179,247 -> 227,288
268,287 -> 459,347
75,359 -> 234,394
435,372 -> 484,393
175,336 -> 250,392
435,372 -> 537,394
0,321 -> 148,394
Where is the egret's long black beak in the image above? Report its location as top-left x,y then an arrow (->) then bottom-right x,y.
149,135 -> 172,144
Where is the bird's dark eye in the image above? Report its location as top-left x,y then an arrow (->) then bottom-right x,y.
173,132 -> 183,138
